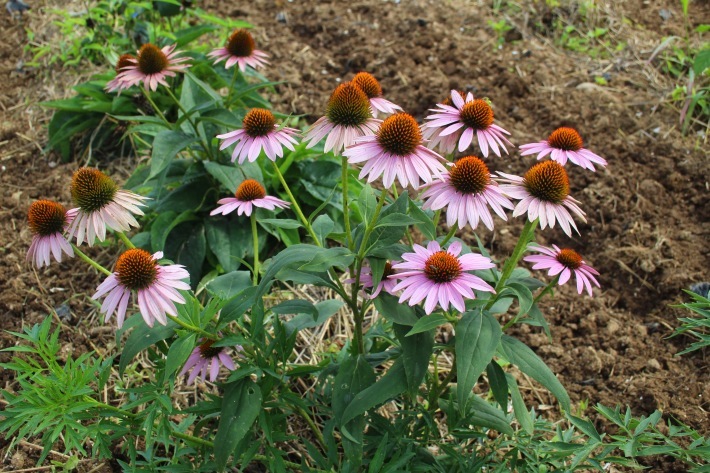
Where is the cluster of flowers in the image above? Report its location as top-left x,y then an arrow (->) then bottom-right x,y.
27,29 -> 604,382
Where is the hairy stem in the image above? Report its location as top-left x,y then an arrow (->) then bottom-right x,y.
270,161 -> 321,246
71,244 -> 112,276
341,156 -> 354,250
251,213 -> 260,285
116,232 -> 136,249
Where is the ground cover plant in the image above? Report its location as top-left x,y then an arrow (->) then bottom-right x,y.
1,0 -> 708,472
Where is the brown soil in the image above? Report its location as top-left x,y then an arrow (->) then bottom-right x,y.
1,0 -> 708,470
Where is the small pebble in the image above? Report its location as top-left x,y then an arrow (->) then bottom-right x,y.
646,359 -> 661,371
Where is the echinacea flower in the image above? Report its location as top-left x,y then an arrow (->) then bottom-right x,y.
351,72 -> 403,118
497,161 -> 586,236
92,249 -> 190,328
391,241 -> 495,314
116,43 -> 190,91
421,91 -> 464,154
26,200 -> 75,268
421,156 -> 514,230
524,244 -> 600,296
105,54 -> 136,94
208,29 -> 269,72
179,339 -> 238,384
519,127 -> 607,171
343,112 -> 446,189
422,90 -> 512,157
216,108 -> 299,164
346,261 -> 399,298
304,82 -> 380,155
210,179 -> 290,217
66,168 -> 147,247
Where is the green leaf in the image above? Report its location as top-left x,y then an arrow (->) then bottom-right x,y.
119,317 -> 176,375
203,161 -> 243,192
486,360 -> 508,410
163,334 -> 196,384
205,218 -> 251,273
149,130 -> 197,180
373,293 -> 420,326
406,314 -> 448,336
568,414 -> 602,442
504,282 -> 533,316
151,210 -> 198,253
408,201 -> 436,240
270,299 -> 318,318
207,271 -> 253,299
341,358 -> 408,430
693,48 -> 710,75
374,213 -> 420,228
357,185 -> 377,223
218,286 -> 258,326
298,247 -> 354,272
258,218 -> 302,229
312,214 -> 335,246
165,222 -> 206,289
214,380 -> 263,472
284,300 -> 345,333
394,323 -> 434,396
456,310 -> 502,413
499,335 -> 571,412
467,395 -> 514,435
506,373 -> 533,435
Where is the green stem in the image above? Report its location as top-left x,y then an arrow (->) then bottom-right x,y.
351,187 -> 389,354
486,218 -> 538,310
428,357 -> 456,411
251,213 -> 260,285
116,232 -> 135,249
166,314 -> 216,339
164,87 -> 214,160
271,161 -> 321,246
341,156 -> 354,250
71,244 -> 112,276
432,209 -> 441,232
291,403 -> 326,450
225,66 -> 239,107
440,223 -> 458,246
141,88 -> 170,126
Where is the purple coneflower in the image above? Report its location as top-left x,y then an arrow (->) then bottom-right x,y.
66,168 -> 147,247
208,29 -> 269,72
497,161 -> 586,236
391,241 -> 495,314
421,156 -> 513,230
105,54 -> 136,94
421,91 -> 464,154
422,90 -> 512,157
116,43 -> 190,91
26,200 -> 75,268
304,82 -> 380,155
210,179 -> 289,217
351,72 -> 403,118
180,339 -> 237,384
519,127 -> 607,171
347,261 -> 399,298
524,244 -> 600,296
216,108 -> 299,164
343,112 -> 446,189
92,249 -> 190,328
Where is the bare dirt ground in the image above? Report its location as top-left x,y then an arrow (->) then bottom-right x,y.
1,0 -> 708,470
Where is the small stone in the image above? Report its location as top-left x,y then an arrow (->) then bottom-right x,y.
646,359 -> 661,371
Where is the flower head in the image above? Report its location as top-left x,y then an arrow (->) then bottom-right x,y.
346,260 -> 399,298
216,108 -> 299,164
519,127 -> 607,171
208,29 -> 269,71
92,249 -> 190,328
421,156 -> 514,230
26,200 -> 75,268
391,241 -> 495,314
105,54 -> 136,94
180,338 -> 238,384
524,244 -> 600,296
422,90 -> 512,157
66,168 -> 147,246
343,112 -> 446,189
116,43 -> 190,91
210,179 -> 290,217
351,72 -> 403,118
304,82 -> 380,155
498,161 -> 586,236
